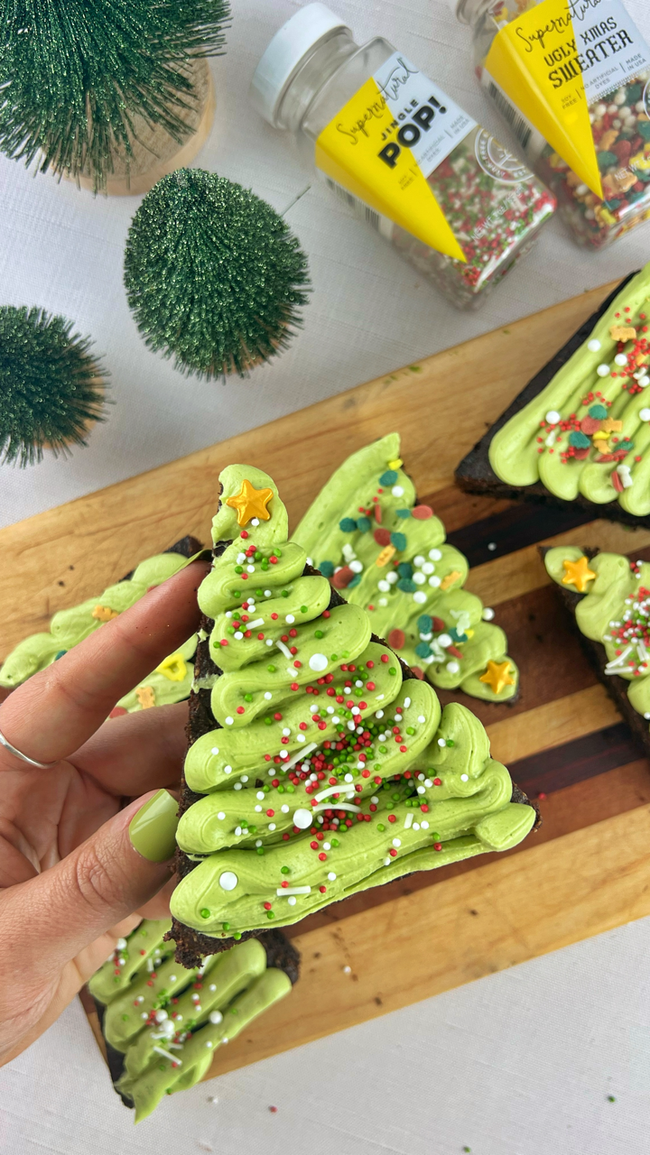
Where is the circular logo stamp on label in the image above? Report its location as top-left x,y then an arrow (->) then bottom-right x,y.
474,129 -> 532,184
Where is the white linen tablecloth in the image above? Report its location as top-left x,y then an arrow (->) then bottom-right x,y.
2,2 -> 650,1151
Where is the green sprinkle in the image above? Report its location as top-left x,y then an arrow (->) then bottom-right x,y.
266,910 -> 275,919
331,838 -> 340,847
406,726 -> 415,735
281,866 -> 290,874
233,932 -> 242,940
235,565 -> 244,573
200,908 -> 211,919
315,630 -> 324,639
377,823 -> 386,832
257,847 -> 265,855
282,590 -> 290,598
113,976 -> 120,984
256,588 -> 264,596
446,739 -> 455,747
330,653 -> 338,661
222,921 -> 231,931
267,664 -> 276,673
300,605 -> 308,613
122,1013 -> 129,1021
389,667 -> 397,676
379,745 -> 387,754
264,716 -> 273,725
244,693 -> 253,702
159,1063 -> 166,1071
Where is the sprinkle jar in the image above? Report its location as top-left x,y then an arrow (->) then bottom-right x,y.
251,3 -> 555,309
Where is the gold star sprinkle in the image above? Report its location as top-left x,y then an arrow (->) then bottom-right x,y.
479,660 -> 515,696
561,555 -> 596,593
225,479 -> 274,526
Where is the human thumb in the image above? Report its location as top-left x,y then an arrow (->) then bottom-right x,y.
1,790 -> 179,985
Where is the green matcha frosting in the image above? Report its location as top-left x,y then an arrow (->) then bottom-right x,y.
490,264 -> 650,514
88,920 -> 291,1122
545,545 -> 650,725
293,434 -> 518,702
0,549 -> 197,714
170,464 -> 536,942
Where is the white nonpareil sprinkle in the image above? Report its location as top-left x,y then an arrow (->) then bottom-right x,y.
292,808 -> 312,830
225,717 -> 234,726
211,746 -> 219,755
446,661 -> 460,674
417,785 -> 426,795
224,765 -> 232,775
587,338 -> 601,352
429,576 -> 441,588
614,353 -> 628,367
640,408 -> 650,422
217,810 -> 225,820
288,897 -> 297,905
349,559 -> 364,573
234,631 -> 243,640
438,738 -> 446,747
597,363 -> 611,377
482,607 -> 495,621
234,784 -> 242,792
460,774 -> 469,782
421,820 -> 429,829
545,410 -> 561,425
424,779 -> 433,788
392,838 -> 401,847
281,804 -> 290,813
417,715 -> 426,723
392,485 -> 404,496
309,653 -> 329,672
378,580 -> 390,592
219,871 -> 238,891
327,872 -> 337,881
269,823 -> 276,831
256,790 -> 265,800
255,805 -> 262,812
285,613 -> 295,623
429,548 -> 442,561
413,591 -> 427,604
251,518 -> 259,526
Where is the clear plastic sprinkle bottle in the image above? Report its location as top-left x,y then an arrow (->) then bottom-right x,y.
250,3 -> 555,310
455,0 -> 650,249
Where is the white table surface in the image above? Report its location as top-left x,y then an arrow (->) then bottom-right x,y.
2,1 -> 650,1150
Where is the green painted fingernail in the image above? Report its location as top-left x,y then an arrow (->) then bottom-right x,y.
128,789 -> 178,862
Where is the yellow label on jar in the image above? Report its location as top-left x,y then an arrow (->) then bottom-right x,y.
315,54 -> 475,261
486,0 -> 602,195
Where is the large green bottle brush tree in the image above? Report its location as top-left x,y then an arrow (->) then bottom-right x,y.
0,0 -> 230,191
0,305 -> 108,467
123,169 -> 311,378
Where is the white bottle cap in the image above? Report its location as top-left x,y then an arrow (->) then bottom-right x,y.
250,3 -> 350,127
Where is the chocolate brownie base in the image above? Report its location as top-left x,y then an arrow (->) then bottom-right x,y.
454,273 -> 647,529
171,550 -> 540,967
540,546 -> 649,758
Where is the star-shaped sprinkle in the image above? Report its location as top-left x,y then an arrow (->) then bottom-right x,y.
561,555 -> 596,593
225,479 -> 274,526
479,660 -> 515,696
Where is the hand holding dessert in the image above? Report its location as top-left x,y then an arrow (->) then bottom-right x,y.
0,560 -> 208,1066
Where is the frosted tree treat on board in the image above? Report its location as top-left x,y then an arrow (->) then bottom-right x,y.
169,464 -> 538,963
0,538 -> 202,714
250,3 -> 555,310
488,264 -> 650,515
88,919 -> 299,1122
455,0 -> 650,248
293,434 -> 518,702
544,545 -> 650,756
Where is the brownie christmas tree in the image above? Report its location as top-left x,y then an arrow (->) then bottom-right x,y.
294,434 -> 518,702
169,465 -> 537,963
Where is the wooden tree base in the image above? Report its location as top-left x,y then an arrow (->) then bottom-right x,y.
63,56 -> 215,197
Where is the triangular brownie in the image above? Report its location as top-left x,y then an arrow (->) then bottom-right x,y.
170,466 -> 539,967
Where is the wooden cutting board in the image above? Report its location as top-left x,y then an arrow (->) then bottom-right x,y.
4,277 -> 650,1083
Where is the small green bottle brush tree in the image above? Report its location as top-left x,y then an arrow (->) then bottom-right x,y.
0,306 -> 107,467
0,0 -> 229,191
124,169 -> 311,378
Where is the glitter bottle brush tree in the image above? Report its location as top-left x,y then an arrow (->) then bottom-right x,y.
123,169 -> 310,378
0,306 -> 108,467
0,0 -> 230,194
